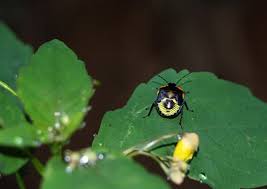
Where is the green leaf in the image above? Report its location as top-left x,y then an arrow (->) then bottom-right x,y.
0,91 -> 30,174
0,22 -> 33,175
0,91 -> 26,129
0,148 -> 27,175
0,125 -> 41,147
93,69 -> 267,189
0,22 -> 32,90
41,156 -> 170,189
0,93 -> 41,148
17,39 -> 93,142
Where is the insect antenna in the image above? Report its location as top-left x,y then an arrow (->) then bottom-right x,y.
179,80 -> 192,87
175,72 -> 192,85
152,81 -> 164,86
157,75 -> 169,84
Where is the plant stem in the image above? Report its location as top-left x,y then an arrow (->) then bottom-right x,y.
24,150 -> 44,177
129,151 -> 170,174
0,80 -> 17,96
123,132 -> 179,155
15,172 -> 26,189
50,142 -> 63,156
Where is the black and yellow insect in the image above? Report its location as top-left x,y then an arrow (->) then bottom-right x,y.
145,73 -> 193,128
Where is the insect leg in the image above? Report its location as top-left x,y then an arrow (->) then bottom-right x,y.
143,103 -> 155,118
184,101 -> 193,112
179,108 -> 184,130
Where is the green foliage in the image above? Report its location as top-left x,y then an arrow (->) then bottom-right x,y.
94,69 -> 267,189
41,156 -> 170,189
0,22 -> 32,175
17,40 -> 94,142
1,22 -> 267,189
0,22 -> 32,90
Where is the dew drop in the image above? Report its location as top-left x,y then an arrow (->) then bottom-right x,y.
54,122 -> 61,129
98,153 -> 104,160
64,156 -> 71,163
61,114 -> 70,125
33,140 -> 41,147
65,166 -> 73,173
79,122 -> 86,129
37,130 -> 42,135
79,155 -> 89,165
176,134 -> 182,140
48,127 -> 53,132
93,133 -> 97,137
199,173 -> 207,183
54,112 -> 61,117
14,137 -> 23,146
98,143 -> 103,147
82,106 -> 92,113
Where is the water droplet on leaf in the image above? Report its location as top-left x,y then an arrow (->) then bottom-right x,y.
54,122 -> 61,129
82,106 -> 92,113
14,137 -> 23,146
98,153 -> 104,160
79,122 -> 86,129
199,173 -> 207,183
54,112 -> 61,117
79,155 -> 89,165
61,114 -> 70,125
65,166 -> 73,173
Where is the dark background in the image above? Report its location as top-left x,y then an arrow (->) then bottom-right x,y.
1,0 -> 267,188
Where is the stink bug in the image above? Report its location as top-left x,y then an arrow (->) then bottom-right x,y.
145,72 -> 193,128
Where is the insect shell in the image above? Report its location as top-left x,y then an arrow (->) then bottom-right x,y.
156,83 -> 185,118
145,73 -> 192,127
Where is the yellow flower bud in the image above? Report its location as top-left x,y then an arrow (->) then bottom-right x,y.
169,132 -> 199,185
173,132 -> 199,162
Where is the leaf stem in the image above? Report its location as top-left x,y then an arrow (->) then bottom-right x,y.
123,132 -> 180,156
0,80 -> 17,96
128,151 -> 170,174
15,172 -> 26,189
50,142 -> 63,156
24,150 -> 44,177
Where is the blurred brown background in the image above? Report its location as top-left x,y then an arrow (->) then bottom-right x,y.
1,0 -> 267,188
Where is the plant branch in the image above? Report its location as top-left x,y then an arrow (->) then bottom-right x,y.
0,80 -> 17,96
123,132 -> 180,156
15,172 -> 26,189
24,149 -> 44,177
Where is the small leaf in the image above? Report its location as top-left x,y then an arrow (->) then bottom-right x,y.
0,148 -> 27,175
94,69 -> 267,189
41,156 -> 170,189
0,22 -> 32,90
0,125 -> 41,147
17,39 -> 93,142
0,91 -> 30,174
0,91 -> 26,128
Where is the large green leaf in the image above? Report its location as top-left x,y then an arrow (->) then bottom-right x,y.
0,91 -> 34,175
41,156 -> 170,189
93,69 -> 267,189
0,91 -> 39,147
0,22 -> 32,90
0,91 -> 26,129
0,22 -> 33,175
0,91 -> 29,174
0,147 -> 27,175
17,39 -> 93,142
0,125 -> 41,147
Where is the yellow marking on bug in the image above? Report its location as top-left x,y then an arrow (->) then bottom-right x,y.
157,99 -> 180,116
